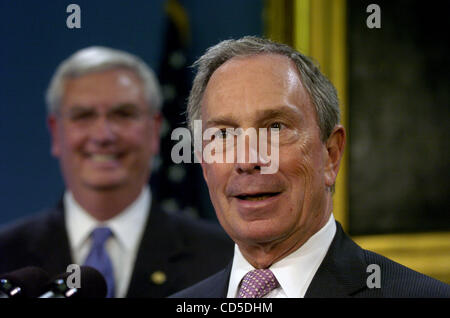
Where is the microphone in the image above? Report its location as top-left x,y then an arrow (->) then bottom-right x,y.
39,265 -> 107,298
0,266 -> 50,298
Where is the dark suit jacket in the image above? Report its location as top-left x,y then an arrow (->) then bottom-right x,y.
170,222 -> 450,298
0,200 -> 234,297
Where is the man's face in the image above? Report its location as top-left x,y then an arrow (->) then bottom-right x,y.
48,68 -> 161,194
200,54 -> 341,248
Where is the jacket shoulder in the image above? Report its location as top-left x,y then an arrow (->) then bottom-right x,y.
0,208 -> 62,274
165,211 -> 233,250
360,248 -> 450,297
308,222 -> 450,298
0,209 -> 58,245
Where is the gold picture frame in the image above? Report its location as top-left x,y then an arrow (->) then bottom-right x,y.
265,0 -> 450,284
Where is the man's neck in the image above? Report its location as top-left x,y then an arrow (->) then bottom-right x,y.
237,223 -> 324,269
238,198 -> 333,269
70,185 -> 145,221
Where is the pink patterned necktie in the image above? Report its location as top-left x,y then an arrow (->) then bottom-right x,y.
238,269 -> 280,298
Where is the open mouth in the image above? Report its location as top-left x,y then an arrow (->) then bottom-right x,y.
235,192 -> 281,201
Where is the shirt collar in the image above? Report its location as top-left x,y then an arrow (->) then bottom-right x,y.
227,213 -> 336,298
64,186 -> 151,252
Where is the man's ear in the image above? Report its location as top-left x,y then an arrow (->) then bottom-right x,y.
47,115 -> 61,158
324,125 -> 346,188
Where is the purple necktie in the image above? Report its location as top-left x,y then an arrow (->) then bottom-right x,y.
83,227 -> 115,298
238,269 -> 279,298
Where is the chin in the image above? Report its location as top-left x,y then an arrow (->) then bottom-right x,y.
234,220 -> 288,245
82,176 -> 128,191
85,183 -> 124,191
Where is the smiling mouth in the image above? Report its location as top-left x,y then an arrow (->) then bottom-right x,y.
235,192 -> 281,201
86,153 -> 124,163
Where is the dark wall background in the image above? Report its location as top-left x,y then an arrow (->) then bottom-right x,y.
348,0 -> 450,235
0,0 -> 263,226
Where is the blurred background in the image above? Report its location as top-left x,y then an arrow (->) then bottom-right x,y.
1,0 -> 449,282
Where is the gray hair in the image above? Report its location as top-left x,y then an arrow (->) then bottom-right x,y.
187,36 -> 340,142
46,46 -> 162,114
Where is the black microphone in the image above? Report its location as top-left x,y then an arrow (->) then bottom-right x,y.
0,266 -> 50,298
39,265 -> 107,298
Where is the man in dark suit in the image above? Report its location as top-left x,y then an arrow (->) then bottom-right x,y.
171,36 -> 450,298
0,46 -> 233,297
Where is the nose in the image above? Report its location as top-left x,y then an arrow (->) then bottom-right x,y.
234,134 -> 271,174
235,161 -> 261,174
90,117 -> 117,145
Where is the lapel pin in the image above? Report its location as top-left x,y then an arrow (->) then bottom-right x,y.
150,270 -> 167,285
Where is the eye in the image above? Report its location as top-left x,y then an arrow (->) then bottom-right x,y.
115,109 -> 135,118
70,111 -> 95,121
215,128 -> 229,139
212,128 -> 238,140
269,122 -> 285,130
111,104 -> 141,120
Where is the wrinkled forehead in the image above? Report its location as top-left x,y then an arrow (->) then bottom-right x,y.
210,53 -> 302,87
201,53 -> 313,125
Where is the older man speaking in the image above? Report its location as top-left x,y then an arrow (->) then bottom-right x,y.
171,36 -> 450,298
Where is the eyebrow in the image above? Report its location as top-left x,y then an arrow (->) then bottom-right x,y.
109,103 -> 141,112
65,103 -> 140,114
205,115 -> 240,128
65,105 -> 94,116
205,104 -> 303,128
256,105 -> 303,122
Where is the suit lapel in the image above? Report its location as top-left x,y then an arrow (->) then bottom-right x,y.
305,222 -> 368,297
211,262 -> 232,298
126,202 -> 186,297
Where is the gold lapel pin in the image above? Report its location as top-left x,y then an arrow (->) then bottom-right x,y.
150,270 -> 167,285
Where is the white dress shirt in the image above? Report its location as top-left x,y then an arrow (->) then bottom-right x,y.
64,186 -> 151,298
227,213 -> 336,298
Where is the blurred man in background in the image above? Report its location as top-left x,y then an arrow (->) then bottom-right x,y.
0,46 -> 233,297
